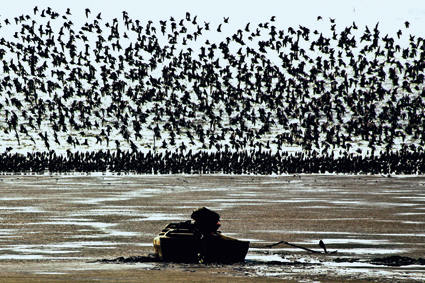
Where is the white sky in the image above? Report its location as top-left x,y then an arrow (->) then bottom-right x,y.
1,0 -> 425,37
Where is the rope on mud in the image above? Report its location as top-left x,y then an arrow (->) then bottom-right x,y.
256,240 -> 337,255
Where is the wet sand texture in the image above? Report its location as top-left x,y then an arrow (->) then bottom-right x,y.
0,175 -> 424,281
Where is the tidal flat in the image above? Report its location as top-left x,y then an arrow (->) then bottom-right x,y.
0,174 -> 424,282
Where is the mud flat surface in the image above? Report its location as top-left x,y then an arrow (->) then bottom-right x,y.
0,174 -> 424,282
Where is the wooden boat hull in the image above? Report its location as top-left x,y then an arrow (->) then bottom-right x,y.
153,233 -> 250,263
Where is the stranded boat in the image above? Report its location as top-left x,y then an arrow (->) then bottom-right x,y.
153,208 -> 250,263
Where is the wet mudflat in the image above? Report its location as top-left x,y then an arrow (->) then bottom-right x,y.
0,174 -> 424,282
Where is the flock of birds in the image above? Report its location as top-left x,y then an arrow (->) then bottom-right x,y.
0,149 -> 423,174
0,7 -> 424,174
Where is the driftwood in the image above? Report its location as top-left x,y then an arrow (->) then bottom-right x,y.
259,240 -> 337,255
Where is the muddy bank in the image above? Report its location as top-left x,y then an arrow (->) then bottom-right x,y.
0,175 -> 424,281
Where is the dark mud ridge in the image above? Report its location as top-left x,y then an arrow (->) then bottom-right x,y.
96,254 -> 425,267
335,255 -> 425,267
95,254 -> 316,267
95,254 -> 162,264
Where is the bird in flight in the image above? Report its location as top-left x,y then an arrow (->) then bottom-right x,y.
217,23 -> 222,32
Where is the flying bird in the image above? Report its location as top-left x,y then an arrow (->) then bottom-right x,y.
217,23 -> 222,32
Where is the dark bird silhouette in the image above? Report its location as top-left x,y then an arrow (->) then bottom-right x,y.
245,22 -> 250,32
217,23 -> 222,32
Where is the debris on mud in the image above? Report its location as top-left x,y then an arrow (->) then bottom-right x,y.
370,255 -> 425,267
95,254 -> 161,264
95,253 -> 321,268
334,255 -> 425,267
244,259 -> 320,267
333,257 -> 361,263
262,239 -> 337,254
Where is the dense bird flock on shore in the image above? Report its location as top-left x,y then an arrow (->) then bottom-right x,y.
0,7 -> 424,174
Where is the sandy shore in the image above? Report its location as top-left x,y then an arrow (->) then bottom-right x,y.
0,174 -> 424,282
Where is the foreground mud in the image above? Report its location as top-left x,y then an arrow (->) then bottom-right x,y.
0,174 -> 424,282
